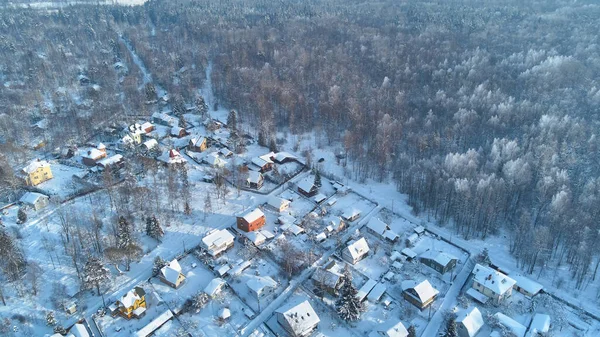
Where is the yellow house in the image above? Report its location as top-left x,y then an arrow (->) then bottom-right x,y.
22,160 -> 53,186
115,287 -> 147,319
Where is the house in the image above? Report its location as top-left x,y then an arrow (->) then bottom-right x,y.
356,279 -> 377,302
419,251 -> 458,274
406,233 -> 419,247
247,276 -> 278,299
311,262 -> 344,295
368,320 -> 409,337
203,278 -> 227,297
297,177 -> 318,197
526,313 -> 550,337
342,237 -> 370,264
342,208 -> 361,222
313,193 -> 327,204
141,122 -> 154,134
414,225 -> 425,235
276,300 -> 320,337
401,279 -> 439,310
272,152 -> 297,164
160,149 -> 187,165
188,135 -> 208,152
170,126 -> 186,138
143,139 -> 158,152
366,218 -> 399,242
471,264 -> 516,305
115,287 -> 147,319
368,283 -> 387,302
511,274 -> 544,298
493,313 -> 526,337
323,216 -> 346,233
201,229 -> 235,256
159,259 -> 186,289
246,231 -> 267,246
66,323 -> 90,337
19,192 -> 49,211
267,196 -> 291,212
136,310 -> 174,337
237,208 -> 266,232
21,159 -> 53,186
401,248 -> 417,260
97,154 -> 125,171
152,112 -> 177,126
218,308 -> 231,321
251,153 -> 275,172
127,124 -> 146,144
456,307 -> 484,337
203,153 -> 226,167
219,147 -> 233,157
247,171 -> 264,189
82,147 -> 107,166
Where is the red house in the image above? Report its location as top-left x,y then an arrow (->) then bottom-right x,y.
237,208 -> 266,232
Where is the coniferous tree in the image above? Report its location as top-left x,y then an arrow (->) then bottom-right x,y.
444,316 -> 458,337
269,138 -> 278,152
478,248 -> 491,265
227,109 -> 237,133
83,256 -> 110,296
46,311 -> 56,326
17,208 -> 27,224
335,267 -> 364,321
204,192 -> 212,219
195,95 -> 208,117
145,215 -> 164,241
153,256 -> 167,276
407,325 -> 417,337
314,170 -> 322,187
116,216 -> 132,249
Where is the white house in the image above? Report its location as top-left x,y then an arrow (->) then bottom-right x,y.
342,237 -> 370,264
456,307 -> 484,337
201,229 -> 235,256
203,278 -> 227,297
471,264 -> 516,304
19,192 -> 49,211
246,276 -> 278,299
368,320 -> 409,337
401,279 -> 439,310
276,300 -> 320,337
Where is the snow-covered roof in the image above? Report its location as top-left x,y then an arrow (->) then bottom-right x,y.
230,261 -> 252,276
383,230 -> 399,241
268,196 -> 290,210
414,225 -> 425,234
22,160 -> 50,174
472,264 -> 516,296
345,237 -> 370,260
407,233 -> 419,243
259,152 -> 275,163
216,265 -> 231,276
401,279 -> 439,303
20,192 -> 48,205
122,135 -> 134,144
219,308 -> 231,320
66,323 -> 90,337
327,198 -> 338,206
242,208 -> 265,223
189,135 -> 206,146
160,259 -> 183,285
420,251 -> 458,267
367,218 -> 389,235
120,287 -> 144,308
203,152 -> 225,166
370,320 -> 409,337
143,139 -> 158,149
342,208 -> 361,219
511,274 -> 544,296
136,310 -> 173,337
527,313 -> 550,337
356,279 -> 378,301
493,313 -> 526,337
98,154 -> 123,167
252,156 -> 271,168
466,288 -> 489,304
246,231 -> 267,245
297,177 -> 316,193
171,126 -> 185,136
202,229 -> 235,249
219,147 -> 233,157
260,230 -> 275,240
274,152 -> 297,162
247,276 -> 277,294
401,248 -> 417,259
203,278 -> 226,296
82,148 -> 104,160
288,224 -> 305,236
312,268 -> 343,289
456,307 -> 484,337
276,300 -> 320,336
141,122 -> 153,131
315,232 -> 327,242
247,171 -> 263,184
313,193 -> 327,203
368,283 -> 387,302
278,214 -> 296,226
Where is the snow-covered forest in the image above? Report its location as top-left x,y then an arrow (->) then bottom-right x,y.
0,0 -> 600,335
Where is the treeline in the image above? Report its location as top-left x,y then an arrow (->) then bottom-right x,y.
0,0 -> 600,291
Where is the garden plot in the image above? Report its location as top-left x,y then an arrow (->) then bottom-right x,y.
377,207 -> 418,236
226,256 -> 290,312
277,189 -> 315,218
326,192 -> 377,224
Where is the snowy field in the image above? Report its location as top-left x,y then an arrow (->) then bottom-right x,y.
35,162 -> 87,199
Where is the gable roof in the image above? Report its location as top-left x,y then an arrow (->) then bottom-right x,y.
311,267 -> 343,289
143,139 -> 158,149
274,152 -> 297,162
189,135 -> 206,146
247,171 -> 263,184
20,192 -> 48,205
345,237 -> 370,260
202,229 -> 234,249
203,152 -> 225,166
420,251 -> 458,267
120,287 -> 144,308
511,274 -> 544,296
66,323 -> 90,337
527,313 -> 550,337
493,312 -> 526,337
22,160 -> 50,174
247,276 -> 278,293
472,264 -> 516,296
367,218 -> 389,235
298,177 -> 316,193
401,279 -> 439,303
82,148 -> 104,160
203,278 -> 226,296
276,300 -> 320,335
372,320 -> 408,337
242,208 -> 265,223
98,154 -> 123,167
456,307 -> 484,337
267,196 -> 290,210
342,208 -> 361,219
160,259 -> 183,284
